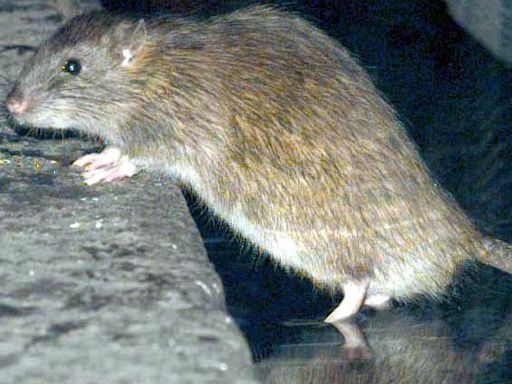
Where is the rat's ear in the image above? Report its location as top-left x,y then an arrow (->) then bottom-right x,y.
114,19 -> 147,67
130,19 -> 147,52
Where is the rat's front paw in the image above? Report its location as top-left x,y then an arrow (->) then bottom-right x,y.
73,146 -> 139,185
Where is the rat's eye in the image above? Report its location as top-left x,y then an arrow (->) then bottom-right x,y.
62,58 -> 81,76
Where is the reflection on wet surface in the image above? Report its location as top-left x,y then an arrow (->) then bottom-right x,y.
255,309 -> 512,383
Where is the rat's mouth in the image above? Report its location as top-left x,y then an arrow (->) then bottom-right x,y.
4,108 -> 32,131
11,107 -> 77,131
7,112 -> 81,140
6,109 -> 81,142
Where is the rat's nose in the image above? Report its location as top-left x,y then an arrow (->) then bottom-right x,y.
6,87 -> 28,116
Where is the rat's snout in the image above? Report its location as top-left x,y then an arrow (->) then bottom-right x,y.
6,86 -> 28,117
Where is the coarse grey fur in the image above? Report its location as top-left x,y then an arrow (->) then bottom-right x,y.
6,6 -> 512,317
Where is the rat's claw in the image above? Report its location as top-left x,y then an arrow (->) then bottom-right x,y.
73,146 -> 122,169
82,156 -> 138,185
74,146 -> 139,185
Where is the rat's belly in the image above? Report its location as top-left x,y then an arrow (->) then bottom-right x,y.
230,212 -> 305,270
156,159 -> 449,292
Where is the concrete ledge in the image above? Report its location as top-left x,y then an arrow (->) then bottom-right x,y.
0,1 -> 256,383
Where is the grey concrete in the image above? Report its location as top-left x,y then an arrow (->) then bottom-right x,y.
0,1 -> 256,383
446,0 -> 512,64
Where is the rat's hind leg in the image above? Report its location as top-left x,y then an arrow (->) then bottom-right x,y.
73,146 -> 139,185
324,280 -> 369,323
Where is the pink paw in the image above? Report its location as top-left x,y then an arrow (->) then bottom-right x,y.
73,147 -> 139,185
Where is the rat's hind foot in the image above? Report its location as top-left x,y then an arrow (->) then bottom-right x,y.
73,146 -> 139,185
363,294 -> 391,310
324,280 -> 369,323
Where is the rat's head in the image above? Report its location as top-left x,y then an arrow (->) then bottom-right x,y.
6,12 -> 149,142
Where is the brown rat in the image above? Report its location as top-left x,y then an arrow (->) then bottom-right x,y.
5,6 -> 512,322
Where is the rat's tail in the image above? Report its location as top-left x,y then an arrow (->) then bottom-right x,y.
479,237 -> 512,273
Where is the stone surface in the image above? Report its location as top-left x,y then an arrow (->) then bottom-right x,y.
0,1 -> 256,383
446,0 -> 512,64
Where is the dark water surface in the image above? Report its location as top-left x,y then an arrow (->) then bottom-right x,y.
183,0 -> 512,382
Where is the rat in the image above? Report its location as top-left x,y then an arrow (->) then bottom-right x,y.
5,6 -> 512,323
